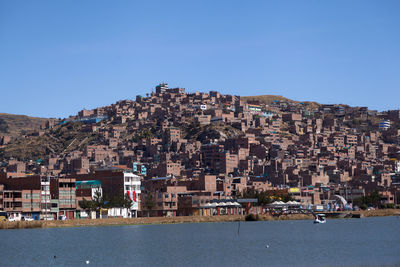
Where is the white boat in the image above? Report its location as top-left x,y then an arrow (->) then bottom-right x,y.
314,214 -> 326,224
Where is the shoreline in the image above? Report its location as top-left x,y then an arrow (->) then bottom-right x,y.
1,209 -> 399,230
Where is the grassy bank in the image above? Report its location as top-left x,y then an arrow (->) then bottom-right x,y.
1,209 -> 399,230
0,215 -> 244,229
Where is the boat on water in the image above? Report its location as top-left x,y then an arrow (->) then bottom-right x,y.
314,214 -> 326,224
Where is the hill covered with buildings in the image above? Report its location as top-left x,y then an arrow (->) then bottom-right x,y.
0,83 -> 399,219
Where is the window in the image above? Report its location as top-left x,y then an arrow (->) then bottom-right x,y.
157,202 -> 162,207
158,193 -> 162,199
23,202 -> 31,208
59,198 -> 75,205
59,191 -> 74,197
165,194 -> 169,198
41,203 -> 50,209
41,185 -> 49,191
24,194 -> 31,199
171,194 -> 175,198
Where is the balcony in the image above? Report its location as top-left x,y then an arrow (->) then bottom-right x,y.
3,203 -> 22,211
22,207 -> 41,212
59,188 -> 76,193
59,204 -> 76,209
4,197 -> 22,202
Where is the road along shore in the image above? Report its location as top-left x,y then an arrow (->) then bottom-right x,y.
1,209 -> 399,230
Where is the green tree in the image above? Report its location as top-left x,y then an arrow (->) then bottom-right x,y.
107,193 -> 132,213
353,190 -> 382,208
368,191 -> 382,207
143,193 -> 155,217
79,198 -> 95,213
142,129 -> 153,139
123,193 -> 133,210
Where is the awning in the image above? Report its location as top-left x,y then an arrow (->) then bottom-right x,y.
200,203 -> 217,208
76,180 -> 102,189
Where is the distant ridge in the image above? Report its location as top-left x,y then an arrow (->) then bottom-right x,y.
0,113 -> 49,137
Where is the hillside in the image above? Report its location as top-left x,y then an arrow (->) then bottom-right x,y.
0,113 -> 49,137
1,121 -> 101,160
242,95 -> 321,109
184,123 -> 243,142
0,89 -> 390,162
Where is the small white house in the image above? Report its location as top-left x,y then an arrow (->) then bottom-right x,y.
108,207 -> 130,218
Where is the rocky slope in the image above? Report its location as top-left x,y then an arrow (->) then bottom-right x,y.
0,113 -> 49,137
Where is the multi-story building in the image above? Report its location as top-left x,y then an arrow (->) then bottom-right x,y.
75,168 -> 141,218
123,172 -> 141,217
0,174 -> 57,220
2,190 -> 22,220
40,176 -> 51,219
57,178 -> 76,219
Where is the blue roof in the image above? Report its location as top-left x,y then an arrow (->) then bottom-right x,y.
151,176 -> 172,181
76,180 -> 102,189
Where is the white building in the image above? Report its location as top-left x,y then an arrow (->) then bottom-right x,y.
123,172 -> 141,217
40,176 -> 51,219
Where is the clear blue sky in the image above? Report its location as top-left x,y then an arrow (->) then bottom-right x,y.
1,0 -> 399,118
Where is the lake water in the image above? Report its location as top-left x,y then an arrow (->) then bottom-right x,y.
0,216 -> 399,267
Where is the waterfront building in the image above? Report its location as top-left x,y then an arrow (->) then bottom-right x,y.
74,168 -> 141,218
0,84 -> 399,218
56,178 -> 76,220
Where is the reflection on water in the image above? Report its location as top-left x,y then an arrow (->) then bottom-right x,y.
0,216 -> 399,267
